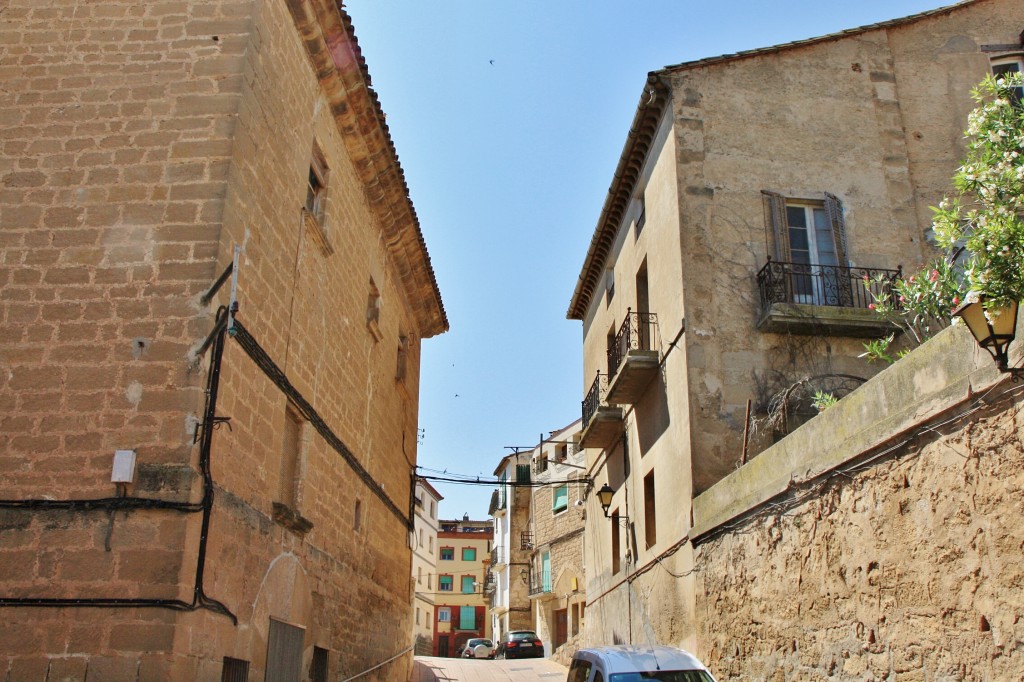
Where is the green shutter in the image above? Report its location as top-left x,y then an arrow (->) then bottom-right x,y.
460,606 -> 475,630
553,485 -> 568,512
461,576 -> 475,593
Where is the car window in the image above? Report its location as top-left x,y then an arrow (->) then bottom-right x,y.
567,660 -> 592,682
511,631 -> 537,640
609,672 -> 713,682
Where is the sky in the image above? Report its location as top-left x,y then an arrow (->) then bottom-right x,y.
343,0 -> 949,520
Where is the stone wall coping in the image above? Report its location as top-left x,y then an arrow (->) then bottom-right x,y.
692,318 -> 1021,541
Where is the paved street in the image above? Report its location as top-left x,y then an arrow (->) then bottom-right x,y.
410,656 -> 568,682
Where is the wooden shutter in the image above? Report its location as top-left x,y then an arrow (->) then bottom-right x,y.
824,193 -> 849,266
824,193 -> 853,305
266,619 -> 304,682
762,190 -> 789,261
222,658 -> 249,682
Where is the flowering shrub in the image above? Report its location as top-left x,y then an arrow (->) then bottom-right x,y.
864,72 -> 1024,363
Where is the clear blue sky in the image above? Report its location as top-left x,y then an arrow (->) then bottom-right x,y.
343,0 -> 948,519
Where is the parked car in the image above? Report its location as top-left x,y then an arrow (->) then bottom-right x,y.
461,638 -> 495,659
496,630 -> 544,659
567,645 -> 717,682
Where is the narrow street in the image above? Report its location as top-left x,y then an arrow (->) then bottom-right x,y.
410,656 -> 567,682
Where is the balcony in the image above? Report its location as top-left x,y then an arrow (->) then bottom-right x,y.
528,567 -> 552,598
490,546 -> 505,567
579,373 -> 624,450
756,259 -> 902,337
520,531 -> 533,551
606,310 -> 660,405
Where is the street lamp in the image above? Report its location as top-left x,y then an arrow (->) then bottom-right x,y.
953,295 -> 1021,376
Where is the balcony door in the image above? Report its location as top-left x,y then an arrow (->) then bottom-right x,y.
786,203 -> 840,305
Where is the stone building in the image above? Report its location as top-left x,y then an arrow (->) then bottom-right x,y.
411,479 -> 443,656
524,419 -> 585,664
0,0 -> 446,680
567,0 -> 1024,660
432,517 -> 492,657
488,450 -> 534,644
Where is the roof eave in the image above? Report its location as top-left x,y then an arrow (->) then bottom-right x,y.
567,74 -> 671,321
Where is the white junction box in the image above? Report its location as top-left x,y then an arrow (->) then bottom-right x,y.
112,449 -> 137,483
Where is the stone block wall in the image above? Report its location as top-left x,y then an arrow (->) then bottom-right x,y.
696,388 -> 1024,680
0,0 -> 439,679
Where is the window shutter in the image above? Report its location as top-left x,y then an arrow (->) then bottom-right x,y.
762,190 -> 789,261
824,193 -> 849,266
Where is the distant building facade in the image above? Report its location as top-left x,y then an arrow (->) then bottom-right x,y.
0,0 -> 446,680
525,420 -> 586,664
432,517 -> 493,657
489,451 -> 534,644
567,0 -> 1024,659
412,480 -> 444,655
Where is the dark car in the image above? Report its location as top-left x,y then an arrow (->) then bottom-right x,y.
496,630 -> 544,659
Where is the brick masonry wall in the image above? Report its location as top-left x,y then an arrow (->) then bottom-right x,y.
695,390 -> 1024,680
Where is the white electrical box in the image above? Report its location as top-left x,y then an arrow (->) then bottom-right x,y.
112,449 -> 137,483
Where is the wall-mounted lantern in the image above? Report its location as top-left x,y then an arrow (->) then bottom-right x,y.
953,295 -> 1021,377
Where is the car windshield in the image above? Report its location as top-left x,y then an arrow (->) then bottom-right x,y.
473,640 -> 492,647
510,632 -> 537,640
609,672 -> 714,682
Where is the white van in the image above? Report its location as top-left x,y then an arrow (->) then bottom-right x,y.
566,645 -> 717,682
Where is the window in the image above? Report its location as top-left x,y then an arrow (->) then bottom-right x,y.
611,509 -> 621,575
438,607 -> 451,623
567,659 -> 592,682
415,607 -> 420,625
417,566 -> 422,585
428,574 -> 432,589
605,267 -> 615,303
763,191 -> 851,307
461,575 -> 475,593
534,455 -> 549,475
279,405 -> 304,509
462,547 -> 476,561
439,575 -> 453,591
428,537 -> 433,553
992,56 -> 1023,105
305,144 -> 328,223
440,547 -> 454,561
221,657 -> 249,682
353,499 -> 362,531
311,647 -> 329,682
418,529 -> 423,547
542,551 -> 552,592
366,278 -> 382,341
557,443 -> 568,462
552,484 -> 568,513
459,605 -> 476,631
396,334 -> 408,383
635,193 -> 646,236
644,470 -> 657,549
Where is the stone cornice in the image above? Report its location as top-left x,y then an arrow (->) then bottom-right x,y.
285,0 -> 448,338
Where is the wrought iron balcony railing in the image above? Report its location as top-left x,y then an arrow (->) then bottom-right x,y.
528,566 -> 552,596
607,309 -> 658,378
582,372 -> 611,428
490,546 -> 505,566
757,259 -> 902,312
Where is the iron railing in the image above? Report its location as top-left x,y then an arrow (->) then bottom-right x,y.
607,309 -> 658,378
581,372 -> 610,429
490,546 -> 505,566
520,531 -> 534,551
528,565 -> 551,596
757,259 -> 902,312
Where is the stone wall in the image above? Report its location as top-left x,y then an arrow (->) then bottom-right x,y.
692,323 -> 1024,680
0,0 -> 439,679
